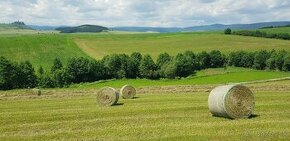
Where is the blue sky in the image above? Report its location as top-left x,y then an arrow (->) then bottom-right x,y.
1,0 -> 290,27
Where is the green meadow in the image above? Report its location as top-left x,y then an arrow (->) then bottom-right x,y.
74,32 -> 290,59
1,31 -> 290,69
259,26 -> 290,34
0,34 -> 89,69
71,67 -> 290,89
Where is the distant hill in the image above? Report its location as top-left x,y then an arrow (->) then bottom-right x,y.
185,21 -> 290,31
112,21 -> 290,33
27,25 -> 60,31
111,27 -> 181,33
0,21 -> 33,30
56,25 -> 109,33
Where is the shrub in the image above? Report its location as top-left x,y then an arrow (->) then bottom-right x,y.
17,61 -> 37,88
139,55 -> 159,79
128,52 -> 142,78
67,57 -> 91,83
275,50 -> 287,71
197,51 -> 211,69
209,50 -> 226,68
52,69 -> 72,88
38,73 -> 56,88
160,62 -> 177,79
51,58 -> 63,72
0,57 -> 18,90
175,53 -> 194,77
283,54 -> 290,71
224,28 -> 231,34
253,50 -> 271,70
156,53 -> 172,69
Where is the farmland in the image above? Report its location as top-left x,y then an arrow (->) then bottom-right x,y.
259,26 -> 290,34
1,28 -> 290,140
71,67 -> 290,89
1,31 -> 290,68
74,32 -> 290,59
0,81 -> 290,140
0,34 -> 89,69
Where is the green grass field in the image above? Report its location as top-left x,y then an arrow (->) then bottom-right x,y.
74,32 -> 290,59
71,67 -> 290,89
1,29 -> 290,140
259,26 -> 290,34
0,34 -> 89,69
1,31 -> 290,68
1,90 -> 289,140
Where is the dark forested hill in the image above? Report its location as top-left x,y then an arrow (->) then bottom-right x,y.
56,25 -> 109,33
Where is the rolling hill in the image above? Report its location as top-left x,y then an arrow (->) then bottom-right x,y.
74,32 -> 290,59
56,25 -> 109,33
112,21 -> 290,33
0,34 -> 90,69
259,26 -> 290,34
1,31 -> 290,69
0,22 -> 33,30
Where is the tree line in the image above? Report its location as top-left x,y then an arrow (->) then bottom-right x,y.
224,28 -> 290,40
1,49 -> 290,90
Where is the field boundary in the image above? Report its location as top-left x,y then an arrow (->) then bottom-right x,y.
229,77 -> 290,85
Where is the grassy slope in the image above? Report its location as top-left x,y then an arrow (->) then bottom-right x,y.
259,26 -> 290,34
1,31 -> 290,68
74,32 -> 290,59
0,23 -> 39,35
71,67 -> 290,89
0,34 -> 89,69
0,23 -> 20,30
0,91 -> 289,140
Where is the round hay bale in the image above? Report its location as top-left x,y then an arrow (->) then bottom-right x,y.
96,87 -> 119,106
32,88 -> 41,96
120,85 -> 136,99
208,85 -> 254,119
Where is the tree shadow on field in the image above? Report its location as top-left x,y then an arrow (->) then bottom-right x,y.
133,97 -> 140,99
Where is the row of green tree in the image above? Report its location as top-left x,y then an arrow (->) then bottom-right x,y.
1,50 -> 290,90
228,50 -> 290,71
230,30 -> 290,40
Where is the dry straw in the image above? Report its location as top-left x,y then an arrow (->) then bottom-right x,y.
120,85 -> 136,99
32,88 -> 41,96
96,87 -> 119,106
208,85 -> 255,119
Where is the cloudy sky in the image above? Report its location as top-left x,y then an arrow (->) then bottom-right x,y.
1,0 -> 290,27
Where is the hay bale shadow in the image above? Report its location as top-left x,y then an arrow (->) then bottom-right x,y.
249,114 -> 260,119
211,114 -> 259,120
113,103 -> 124,106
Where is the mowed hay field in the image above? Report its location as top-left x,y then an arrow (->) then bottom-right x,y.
74,32 -> 290,59
0,84 -> 290,140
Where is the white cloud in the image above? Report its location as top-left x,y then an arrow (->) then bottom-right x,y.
0,0 -> 290,27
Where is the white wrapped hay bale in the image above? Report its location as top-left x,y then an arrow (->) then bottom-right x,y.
97,87 -> 119,106
208,85 -> 255,119
120,85 -> 136,99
